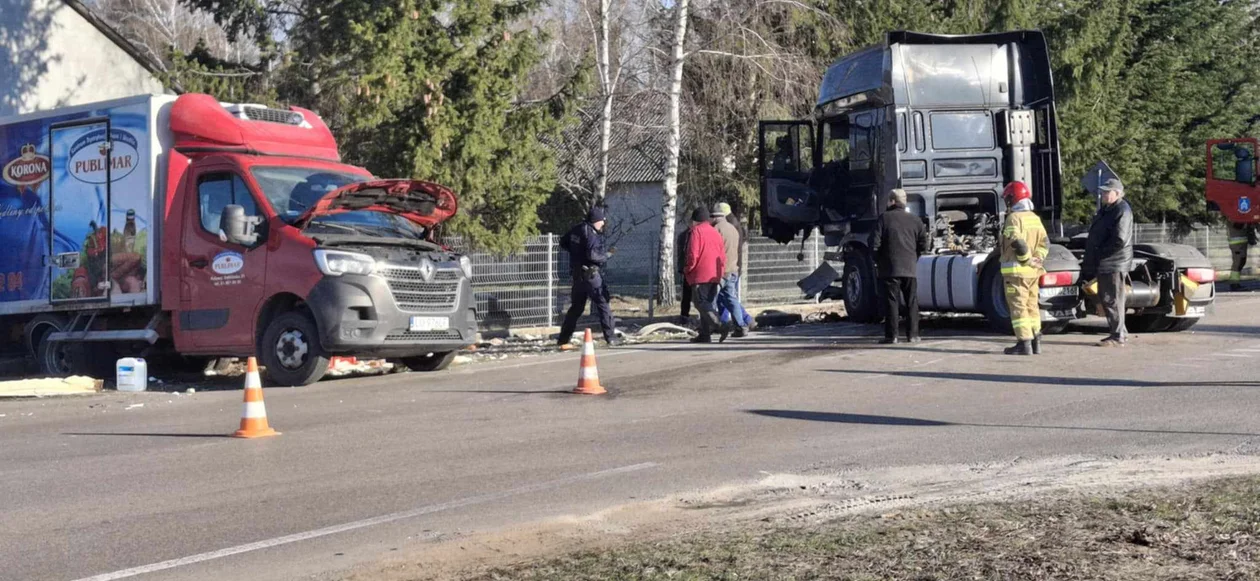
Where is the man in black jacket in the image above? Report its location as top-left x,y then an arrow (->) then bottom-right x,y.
557,206 -> 620,347
1082,178 -> 1134,347
871,188 -> 930,344
676,224 -> 692,324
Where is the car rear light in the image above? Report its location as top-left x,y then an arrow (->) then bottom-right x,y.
1184,268 -> 1215,283
1040,271 -> 1073,287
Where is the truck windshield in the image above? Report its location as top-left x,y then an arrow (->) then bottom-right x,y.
250,166 -> 369,224
304,210 -> 430,241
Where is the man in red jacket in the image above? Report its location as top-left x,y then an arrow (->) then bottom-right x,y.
685,206 -> 727,343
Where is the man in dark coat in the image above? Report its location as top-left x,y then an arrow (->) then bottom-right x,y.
871,188 -> 930,344
557,206 -> 619,347
676,224 -> 692,324
1082,178 -> 1134,347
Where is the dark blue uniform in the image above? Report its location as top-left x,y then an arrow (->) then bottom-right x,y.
558,218 -> 616,344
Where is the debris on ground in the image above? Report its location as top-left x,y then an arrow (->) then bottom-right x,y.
0,376 -> 102,398
635,322 -> 698,338
326,357 -> 395,377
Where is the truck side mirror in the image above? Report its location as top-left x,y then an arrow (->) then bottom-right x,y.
219,204 -> 261,246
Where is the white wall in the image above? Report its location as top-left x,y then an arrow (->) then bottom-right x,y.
1,0 -> 167,118
598,182 -> 664,297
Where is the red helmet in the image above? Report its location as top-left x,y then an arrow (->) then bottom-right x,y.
1002,181 -> 1031,205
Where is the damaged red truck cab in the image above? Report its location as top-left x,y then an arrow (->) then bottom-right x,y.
1,93 -> 475,385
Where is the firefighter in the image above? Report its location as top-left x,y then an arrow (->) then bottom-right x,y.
1227,221 -> 1256,290
998,181 -> 1049,355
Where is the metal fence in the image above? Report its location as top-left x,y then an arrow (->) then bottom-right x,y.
458,223 -> 1253,332
1133,223 -> 1257,272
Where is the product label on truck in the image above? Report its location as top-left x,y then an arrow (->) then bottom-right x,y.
0,103 -> 152,306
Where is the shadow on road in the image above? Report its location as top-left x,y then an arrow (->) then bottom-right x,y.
823,369 -> 1260,388
1190,324 -> 1260,336
746,409 -> 1260,438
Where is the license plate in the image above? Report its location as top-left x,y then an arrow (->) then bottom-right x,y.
1184,306 -> 1206,317
409,316 -> 449,332
1040,286 -> 1079,298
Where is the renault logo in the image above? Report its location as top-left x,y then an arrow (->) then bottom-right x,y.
419,259 -> 436,282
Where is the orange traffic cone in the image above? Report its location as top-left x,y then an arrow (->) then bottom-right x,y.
573,329 -> 606,395
233,357 -> 279,438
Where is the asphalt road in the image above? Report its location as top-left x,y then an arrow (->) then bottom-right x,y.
3,291 -> 1260,581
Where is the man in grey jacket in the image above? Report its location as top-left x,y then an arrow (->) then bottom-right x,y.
712,202 -> 748,341
1082,178 -> 1134,347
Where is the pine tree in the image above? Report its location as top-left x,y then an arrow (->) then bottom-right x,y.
186,0 -> 584,253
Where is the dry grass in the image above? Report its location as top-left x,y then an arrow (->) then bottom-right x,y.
466,478 -> 1260,580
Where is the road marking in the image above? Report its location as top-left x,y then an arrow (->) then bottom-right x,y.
71,462 -> 659,581
1217,353 -> 1252,358
1231,349 -> 1260,353
1169,363 -> 1201,368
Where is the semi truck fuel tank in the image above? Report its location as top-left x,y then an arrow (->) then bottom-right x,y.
916,253 -> 988,311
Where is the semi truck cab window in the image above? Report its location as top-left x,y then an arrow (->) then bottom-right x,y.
198,174 -> 259,233
929,112 -> 995,150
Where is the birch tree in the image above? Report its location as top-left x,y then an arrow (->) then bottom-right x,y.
656,0 -> 689,307
593,0 -> 615,201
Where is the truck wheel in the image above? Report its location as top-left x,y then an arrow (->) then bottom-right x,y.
260,311 -> 329,386
1041,320 -> 1071,335
841,249 -> 880,324
1125,313 -> 1172,333
1163,317 -> 1200,332
26,314 -> 76,376
397,351 -> 457,372
979,260 -> 1014,335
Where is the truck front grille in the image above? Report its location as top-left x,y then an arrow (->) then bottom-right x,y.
380,268 -> 461,312
243,106 -> 302,125
384,330 -> 463,342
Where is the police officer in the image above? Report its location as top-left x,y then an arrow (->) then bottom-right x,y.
1227,221 -> 1256,291
557,206 -> 620,348
999,181 -> 1049,355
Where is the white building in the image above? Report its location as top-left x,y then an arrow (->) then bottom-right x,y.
1,0 -> 167,117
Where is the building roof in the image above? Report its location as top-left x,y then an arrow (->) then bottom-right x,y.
553,92 -> 677,188
61,0 -> 170,82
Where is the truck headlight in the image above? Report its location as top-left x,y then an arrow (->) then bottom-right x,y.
458,255 -> 473,279
314,249 -> 376,276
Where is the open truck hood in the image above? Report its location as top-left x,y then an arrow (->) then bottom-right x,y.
294,179 -> 458,228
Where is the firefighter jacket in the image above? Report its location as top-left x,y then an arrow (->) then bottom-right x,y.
1000,210 -> 1049,279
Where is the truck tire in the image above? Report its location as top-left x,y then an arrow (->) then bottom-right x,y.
841,248 -> 880,323
260,311 -> 330,386
1163,316 -> 1200,332
979,260 -> 1014,335
397,351 -> 457,372
26,314 -> 76,376
1125,313 -> 1172,333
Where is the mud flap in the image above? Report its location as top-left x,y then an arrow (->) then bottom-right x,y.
798,262 -> 841,299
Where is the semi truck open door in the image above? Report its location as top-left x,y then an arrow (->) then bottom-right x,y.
758,120 -> 818,242
48,120 -> 112,303
1206,138 -> 1259,223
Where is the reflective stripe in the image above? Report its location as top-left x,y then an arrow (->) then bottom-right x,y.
1229,237 -> 1250,246
579,366 -> 599,380
1015,249 -> 1032,261
243,401 -> 267,419
1034,247 -> 1049,259
1011,317 -> 1039,328
1001,262 -> 1039,277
